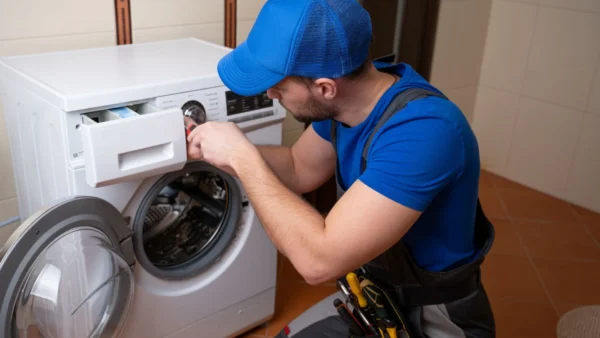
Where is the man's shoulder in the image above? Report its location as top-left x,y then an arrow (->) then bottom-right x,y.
377,65 -> 466,131
372,94 -> 467,145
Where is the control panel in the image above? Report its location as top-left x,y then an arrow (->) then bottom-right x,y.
226,91 -> 276,123
154,87 -> 224,122
65,85 -> 285,171
153,86 -> 284,126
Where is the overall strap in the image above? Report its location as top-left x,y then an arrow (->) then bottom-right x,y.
330,115 -> 339,152
360,87 -> 448,173
330,87 -> 448,155
329,87 -> 448,199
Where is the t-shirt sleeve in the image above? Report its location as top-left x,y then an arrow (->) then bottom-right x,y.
358,116 -> 464,212
310,120 -> 332,143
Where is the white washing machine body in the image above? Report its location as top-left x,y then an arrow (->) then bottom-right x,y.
0,38 -> 285,337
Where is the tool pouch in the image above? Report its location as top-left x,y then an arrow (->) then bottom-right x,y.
361,280 -> 413,337
339,272 -> 414,338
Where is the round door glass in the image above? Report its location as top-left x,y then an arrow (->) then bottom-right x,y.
12,227 -> 134,338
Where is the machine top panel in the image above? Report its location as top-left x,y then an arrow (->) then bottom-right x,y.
0,38 -> 232,112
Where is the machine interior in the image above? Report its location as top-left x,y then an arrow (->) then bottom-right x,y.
141,171 -> 230,268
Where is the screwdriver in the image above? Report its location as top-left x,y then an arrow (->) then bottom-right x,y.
337,279 -> 378,335
346,273 -> 379,334
184,116 -> 197,136
346,272 -> 368,308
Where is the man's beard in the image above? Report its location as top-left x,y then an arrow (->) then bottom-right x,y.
284,96 -> 340,124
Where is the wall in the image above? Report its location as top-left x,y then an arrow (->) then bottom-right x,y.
428,0 -> 493,123
0,0 -> 118,240
129,0 -> 266,50
237,1 -> 267,45
130,0 -> 224,45
472,0 -> 600,213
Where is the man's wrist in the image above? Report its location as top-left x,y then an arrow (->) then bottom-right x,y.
230,142 -> 262,175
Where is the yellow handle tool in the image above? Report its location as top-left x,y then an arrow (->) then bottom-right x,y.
377,323 -> 398,338
383,319 -> 398,338
378,327 -> 398,338
346,272 -> 368,308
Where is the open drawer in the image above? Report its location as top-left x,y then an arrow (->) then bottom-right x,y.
79,103 -> 187,187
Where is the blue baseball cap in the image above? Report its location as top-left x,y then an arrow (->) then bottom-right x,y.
217,0 -> 373,96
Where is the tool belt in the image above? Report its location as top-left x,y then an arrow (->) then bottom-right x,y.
335,269 -> 484,338
336,269 -> 414,338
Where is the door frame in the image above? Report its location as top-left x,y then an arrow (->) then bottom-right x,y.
395,0 -> 441,80
115,0 -> 132,45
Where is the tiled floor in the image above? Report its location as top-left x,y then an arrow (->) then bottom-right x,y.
238,170 -> 600,338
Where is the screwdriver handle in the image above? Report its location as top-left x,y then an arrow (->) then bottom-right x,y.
346,273 -> 368,308
383,318 -> 398,338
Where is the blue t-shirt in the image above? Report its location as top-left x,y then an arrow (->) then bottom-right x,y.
312,63 -> 481,272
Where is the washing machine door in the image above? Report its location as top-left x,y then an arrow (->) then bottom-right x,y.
0,196 -> 135,338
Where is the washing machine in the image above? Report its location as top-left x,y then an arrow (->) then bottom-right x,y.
0,38 -> 285,338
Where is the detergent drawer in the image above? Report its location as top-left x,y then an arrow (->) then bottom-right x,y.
79,103 -> 187,187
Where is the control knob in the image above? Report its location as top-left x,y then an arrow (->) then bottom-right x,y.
182,100 -> 206,124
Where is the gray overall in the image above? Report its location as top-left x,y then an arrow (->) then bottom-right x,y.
276,87 -> 496,338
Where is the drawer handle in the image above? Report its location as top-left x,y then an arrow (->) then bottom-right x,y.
118,142 -> 174,171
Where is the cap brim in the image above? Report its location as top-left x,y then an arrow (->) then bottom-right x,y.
217,42 -> 285,96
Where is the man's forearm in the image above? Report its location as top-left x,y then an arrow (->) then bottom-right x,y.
232,146 -> 329,284
256,145 -> 302,193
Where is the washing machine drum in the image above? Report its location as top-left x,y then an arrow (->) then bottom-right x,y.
131,161 -> 242,280
0,197 -> 135,338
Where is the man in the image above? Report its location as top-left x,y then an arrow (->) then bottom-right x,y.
186,0 -> 496,337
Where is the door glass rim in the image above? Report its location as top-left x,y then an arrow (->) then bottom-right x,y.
0,196 -> 134,338
11,226 -> 133,337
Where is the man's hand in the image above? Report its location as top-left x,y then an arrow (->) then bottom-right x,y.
186,121 -> 256,172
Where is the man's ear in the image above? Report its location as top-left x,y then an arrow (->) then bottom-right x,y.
314,78 -> 337,100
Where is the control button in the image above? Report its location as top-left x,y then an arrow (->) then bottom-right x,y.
182,100 -> 206,124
